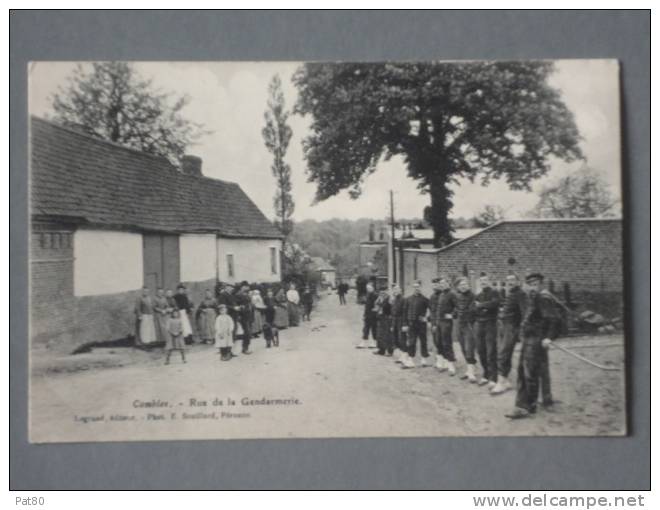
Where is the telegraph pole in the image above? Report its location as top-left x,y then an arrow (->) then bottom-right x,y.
390,190 -> 397,284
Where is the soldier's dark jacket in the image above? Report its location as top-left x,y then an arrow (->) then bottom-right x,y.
498,285 -> 526,325
390,294 -> 405,318
473,286 -> 500,322
521,289 -> 562,340
403,293 -> 429,325
454,289 -> 475,323
433,289 -> 457,323
428,290 -> 442,323
363,291 -> 378,319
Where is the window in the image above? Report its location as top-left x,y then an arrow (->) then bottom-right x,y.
413,256 -> 418,280
226,254 -> 235,278
270,247 -> 278,274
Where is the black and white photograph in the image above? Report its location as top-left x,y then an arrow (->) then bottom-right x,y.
27,59 -> 625,443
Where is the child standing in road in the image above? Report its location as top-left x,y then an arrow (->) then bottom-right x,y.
215,304 -> 235,361
165,310 -> 186,365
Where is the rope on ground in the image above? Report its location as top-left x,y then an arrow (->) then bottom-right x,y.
550,342 -> 622,371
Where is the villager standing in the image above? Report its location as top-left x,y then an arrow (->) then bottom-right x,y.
491,274 -> 526,395
250,289 -> 266,336
473,273 -> 501,388
401,280 -> 430,369
196,289 -> 218,344
263,288 -> 279,348
301,286 -> 314,321
135,286 -> 157,347
214,304 -> 235,361
506,272 -> 563,419
286,283 -> 301,326
357,283 -> 378,349
164,310 -> 186,364
153,287 -> 173,345
455,277 -> 477,382
274,286 -> 290,329
234,285 -> 253,354
432,277 -> 458,375
428,278 -> 443,368
174,284 -> 195,344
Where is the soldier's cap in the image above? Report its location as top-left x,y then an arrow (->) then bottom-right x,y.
479,271 -> 488,277
525,272 -> 544,283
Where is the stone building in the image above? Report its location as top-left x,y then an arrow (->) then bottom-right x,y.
30,116 -> 282,350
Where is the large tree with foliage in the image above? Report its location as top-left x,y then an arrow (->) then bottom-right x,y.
262,74 -> 295,241
293,62 -> 583,247
51,62 -> 207,165
529,166 -> 619,218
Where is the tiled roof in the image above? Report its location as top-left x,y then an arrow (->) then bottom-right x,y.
30,116 -> 282,239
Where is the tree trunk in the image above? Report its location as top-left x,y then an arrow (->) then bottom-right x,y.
428,171 -> 454,248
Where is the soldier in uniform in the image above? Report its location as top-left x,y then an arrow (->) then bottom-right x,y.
389,284 -> 407,363
491,274 -> 527,395
506,272 -> 562,419
357,283 -> 378,349
473,272 -> 501,388
428,278 -> 443,368
432,276 -> 458,375
401,280 -> 430,369
454,277 -> 477,382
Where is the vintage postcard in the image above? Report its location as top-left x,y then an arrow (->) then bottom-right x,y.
27,60 -> 625,443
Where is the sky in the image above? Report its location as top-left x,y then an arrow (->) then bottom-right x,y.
28,60 -> 621,222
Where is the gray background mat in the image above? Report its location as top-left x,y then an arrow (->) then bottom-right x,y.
10,10 -> 650,490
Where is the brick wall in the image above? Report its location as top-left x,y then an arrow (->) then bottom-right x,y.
402,220 -> 623,314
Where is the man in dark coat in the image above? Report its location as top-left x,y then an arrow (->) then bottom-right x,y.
233,285 -> 253,354
357,283 -> 378,349
473,272 -> 501,387
432,276 -> 458,375
491,274 -> 527,395
506,272 -> 563,419
337,280 -> 348,305
401,280 -> 430,369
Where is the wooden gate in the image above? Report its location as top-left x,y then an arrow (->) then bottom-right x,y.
143,234 -> 180,290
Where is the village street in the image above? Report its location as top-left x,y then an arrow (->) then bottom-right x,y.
30,291 -> 626,443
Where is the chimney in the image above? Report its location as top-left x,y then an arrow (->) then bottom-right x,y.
181,155 -> 202,176
368,223 -> 375,241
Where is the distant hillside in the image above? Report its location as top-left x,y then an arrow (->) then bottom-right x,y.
289,216 -> 485,277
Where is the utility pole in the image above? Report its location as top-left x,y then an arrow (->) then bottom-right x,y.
389,190 -> 397,285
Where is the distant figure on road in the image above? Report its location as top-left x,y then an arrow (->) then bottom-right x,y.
301,286 -> 314,321
337,280 -> 349,305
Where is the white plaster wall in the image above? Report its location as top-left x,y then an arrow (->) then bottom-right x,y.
217,238 -> 282,284
180,234 -> 217,282
74,229 -> 143,296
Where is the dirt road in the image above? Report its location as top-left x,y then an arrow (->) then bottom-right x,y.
30,292 -> 626,442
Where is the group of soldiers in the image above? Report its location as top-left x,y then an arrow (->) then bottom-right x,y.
357,271 -> 564,419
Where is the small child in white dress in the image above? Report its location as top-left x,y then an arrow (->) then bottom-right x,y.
214,304 -> 235,361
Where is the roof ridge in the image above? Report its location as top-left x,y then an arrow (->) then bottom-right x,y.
30,115 -> 176,167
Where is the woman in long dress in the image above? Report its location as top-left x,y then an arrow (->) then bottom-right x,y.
250,289 -> 265,336
135,287 -> 157,347
196,289 -> 218,344
273,287 -> 290,329
153,288 -> 173,345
